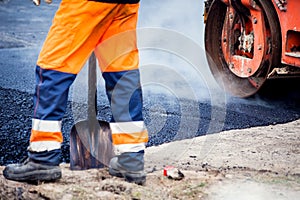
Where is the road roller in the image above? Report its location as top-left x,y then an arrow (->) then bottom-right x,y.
204,0 -> 300,97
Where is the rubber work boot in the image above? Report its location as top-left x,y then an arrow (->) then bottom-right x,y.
109,153 -> 146,185
3,158 -> 61,182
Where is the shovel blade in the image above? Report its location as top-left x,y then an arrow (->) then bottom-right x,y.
70,120 -> 114,170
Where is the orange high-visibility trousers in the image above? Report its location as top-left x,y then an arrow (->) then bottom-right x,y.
29,1 -> 148,165
37,2 -> 139,74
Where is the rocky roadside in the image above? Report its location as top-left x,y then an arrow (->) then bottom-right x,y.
0,119 -> 299,200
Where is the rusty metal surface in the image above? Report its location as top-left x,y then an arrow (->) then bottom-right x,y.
204,0 -> 282,97
268,66 -> 300,77
271,0 -> 300,67
221,0 -> 268,78
274,0 -> 287,11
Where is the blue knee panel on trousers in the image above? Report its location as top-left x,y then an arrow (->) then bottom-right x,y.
33,66 -> 76,120
102,69 -> 143,122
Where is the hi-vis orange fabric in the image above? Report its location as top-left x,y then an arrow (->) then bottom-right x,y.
30,1 -> 148,156
37,2 -> 139,74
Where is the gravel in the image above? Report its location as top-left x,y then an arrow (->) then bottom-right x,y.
1,85 -> 299,166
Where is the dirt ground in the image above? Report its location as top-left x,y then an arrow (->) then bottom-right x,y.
0,119 -> 299,200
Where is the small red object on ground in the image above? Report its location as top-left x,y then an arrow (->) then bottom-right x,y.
163,166 -> 175,176
163,166 -> 184,180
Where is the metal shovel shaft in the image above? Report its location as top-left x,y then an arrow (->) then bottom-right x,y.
70,52 -> 114,170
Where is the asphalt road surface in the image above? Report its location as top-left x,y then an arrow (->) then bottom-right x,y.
0,0 -> 299,165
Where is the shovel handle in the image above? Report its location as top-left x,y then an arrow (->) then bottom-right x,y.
88,52 -> 97,120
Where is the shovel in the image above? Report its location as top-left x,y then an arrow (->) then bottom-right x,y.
70,52 -> 114,170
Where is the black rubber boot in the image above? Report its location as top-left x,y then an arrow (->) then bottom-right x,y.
109,152 -> 146,185
3,158 -> 61,182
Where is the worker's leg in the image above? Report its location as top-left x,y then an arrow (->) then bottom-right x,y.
95,3 -> 148,185
3,1 -> 120,182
